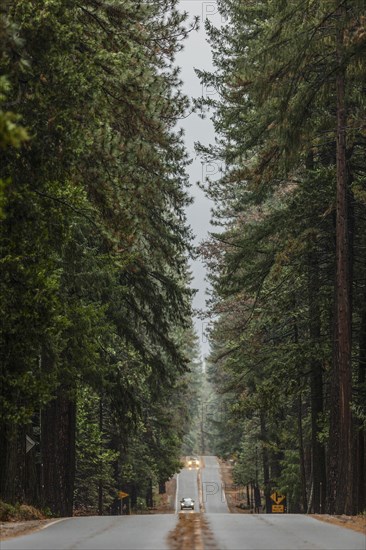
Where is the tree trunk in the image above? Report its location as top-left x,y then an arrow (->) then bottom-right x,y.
297,395 -> 308,513
307,248 -> 326,513
0,423 -> 26,504
145,478 -> 153,508
42,386 -> 76,516
130,482 -> 137,510
355,297 -> 366,513
292,311 -> 308,513
327,6 -> 353,514
98,397 -> 103,515
260,412 -> 271,513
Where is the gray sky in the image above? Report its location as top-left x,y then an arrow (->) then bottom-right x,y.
175,1 -> 223,358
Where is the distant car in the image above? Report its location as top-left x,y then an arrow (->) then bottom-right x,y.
180,497 -> 195,510
187,457 -> 200,468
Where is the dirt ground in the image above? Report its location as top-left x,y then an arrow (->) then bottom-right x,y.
219,458 -> 366,534
313,513 -> 366,535
219,458 -> 251,514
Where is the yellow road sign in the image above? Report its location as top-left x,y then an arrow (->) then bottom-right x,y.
118,491 -> 129,499
272,504 -> 284,513
270,491 -> 286,505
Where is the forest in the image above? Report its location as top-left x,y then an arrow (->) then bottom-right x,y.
197,0 -> 366,516
0,0 -> 201,517
1,0 -> 365,521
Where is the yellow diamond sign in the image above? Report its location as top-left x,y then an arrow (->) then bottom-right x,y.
118,491 -> 129,499
270,491 -> 286,505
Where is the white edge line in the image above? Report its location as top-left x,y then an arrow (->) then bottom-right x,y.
41,518 -> 70,530
197,463 -> 203,512
175,473 -> 180,514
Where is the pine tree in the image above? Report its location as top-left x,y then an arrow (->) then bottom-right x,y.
0,0 -> 196,514
196,0 -> 366,515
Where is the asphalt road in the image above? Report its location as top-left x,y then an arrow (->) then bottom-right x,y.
1,515 -> 176,550
205,512 -> 365,550
201,455 -> 229,513
200,457 -> 364,549
2,455 -> 365,549
175,457 -> 200,512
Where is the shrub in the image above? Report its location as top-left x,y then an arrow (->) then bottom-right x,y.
0,500 -> 46,521
0,501 -> 17,521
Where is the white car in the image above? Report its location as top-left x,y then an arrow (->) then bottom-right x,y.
180,497 -> 195,510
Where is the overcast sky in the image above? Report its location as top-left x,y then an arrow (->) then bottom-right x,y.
175,1 -> 223,358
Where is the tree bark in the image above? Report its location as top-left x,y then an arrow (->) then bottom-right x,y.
293,311 -> 308,513
355,296 -> 366,513
307,248 -> 326,513
98,397 -> 103,515
297,395 -> 308,513
145,478 -> 153,508
0,423 -> 26,504
327,6 -> 353,514
42,386 -> 76,516
260,412 -> 271,512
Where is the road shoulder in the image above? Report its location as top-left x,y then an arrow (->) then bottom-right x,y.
313,514 -> 366,534
0,519 -> 60,540
218,458 -> 366,533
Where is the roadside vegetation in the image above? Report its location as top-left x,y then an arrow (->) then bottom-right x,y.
197,0 -> 366,516
0,0 -> 200,517
0,500 -> 49,522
